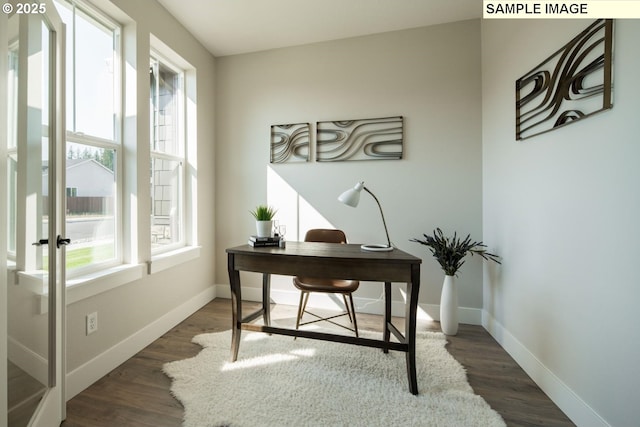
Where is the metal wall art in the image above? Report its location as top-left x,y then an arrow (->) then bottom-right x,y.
516,19 -> 613,140
316,116 -> 403,162
270,122 -> 310,163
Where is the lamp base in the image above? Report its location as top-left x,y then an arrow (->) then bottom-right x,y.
360,244 -> 394,252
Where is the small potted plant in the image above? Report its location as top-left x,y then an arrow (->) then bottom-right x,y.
411,228 -> 500,335
250,205 -> 277,238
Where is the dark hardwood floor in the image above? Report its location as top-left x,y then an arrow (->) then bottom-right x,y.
61,298 -> 574,426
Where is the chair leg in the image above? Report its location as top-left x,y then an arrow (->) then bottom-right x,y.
347,293 -> 359,337
295,291 -> 307,331
301,292 -> 310,316
342,294 -> 353,323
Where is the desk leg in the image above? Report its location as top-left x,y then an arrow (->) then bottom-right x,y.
228,254 -> 242,362
262,273 -> 271,327
383,281 -> 391,354
405,265 -> 420,395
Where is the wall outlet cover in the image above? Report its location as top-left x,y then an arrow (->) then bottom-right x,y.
86,312 -> 98,335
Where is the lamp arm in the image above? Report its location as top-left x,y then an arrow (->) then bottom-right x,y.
363,186 -> 392,248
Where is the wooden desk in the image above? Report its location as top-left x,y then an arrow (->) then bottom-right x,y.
226,242 -> 423,394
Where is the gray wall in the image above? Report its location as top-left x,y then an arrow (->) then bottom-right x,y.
215,20 -> 485,319
482,19 -> 640,426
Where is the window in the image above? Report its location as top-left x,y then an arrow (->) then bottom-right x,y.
150,54 -> 185,253
7,2 -> 198,300
54,0 -> 121,275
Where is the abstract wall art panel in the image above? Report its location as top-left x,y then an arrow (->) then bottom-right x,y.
516,19 -> 613,140
316,116 -> 403,162
270,123 -> 310,163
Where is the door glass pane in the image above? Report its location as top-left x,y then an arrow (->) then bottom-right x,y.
7,154 -> 17,255
65,142 -> 116,271
52,0 -> 73,128
7,46 -> 17,255
7,47 -> 18,149
7,16 -> 52,427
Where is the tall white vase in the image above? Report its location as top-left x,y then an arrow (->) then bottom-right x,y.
440,275 -> 459,335
255,220 -> 273,238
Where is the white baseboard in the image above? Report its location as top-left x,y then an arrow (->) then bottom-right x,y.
65,286 -> 216,401
213,283 -> 483,325
7,336 -> 48,386
482,310 -> 609,427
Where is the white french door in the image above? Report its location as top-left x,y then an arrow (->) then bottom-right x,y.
3,1 -> 67,426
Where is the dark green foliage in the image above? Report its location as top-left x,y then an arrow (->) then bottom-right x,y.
411,228 -> 501,276
249,205 -> 277,221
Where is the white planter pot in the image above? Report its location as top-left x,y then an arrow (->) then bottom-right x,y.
256,220 -> 273,238
440,275 -> 459,335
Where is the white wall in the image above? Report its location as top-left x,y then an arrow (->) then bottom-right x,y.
482,19 -> 640,426
215,20 -> 486,320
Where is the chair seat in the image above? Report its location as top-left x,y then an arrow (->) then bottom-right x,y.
293,277 -> 359,293
293,229 -> 359,337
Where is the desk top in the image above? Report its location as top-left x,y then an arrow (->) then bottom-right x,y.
227,242 -> 421,264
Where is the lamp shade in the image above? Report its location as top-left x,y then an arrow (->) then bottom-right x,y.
338,182 -> 364,207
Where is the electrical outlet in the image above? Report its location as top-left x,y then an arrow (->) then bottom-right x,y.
86,312 -> 98,335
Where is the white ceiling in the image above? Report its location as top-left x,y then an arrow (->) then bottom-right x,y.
156,0 -> 482,57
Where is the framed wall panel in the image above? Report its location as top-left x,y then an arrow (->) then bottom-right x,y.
270,123 -> 310,163
316,116 -> 403,162
516,19 -> 613,140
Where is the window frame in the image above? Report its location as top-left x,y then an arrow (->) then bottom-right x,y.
149,50 -> 187,255
54,0 -> 124,278
6,3 -> 201,304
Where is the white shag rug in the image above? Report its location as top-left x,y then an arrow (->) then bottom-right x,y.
163,329 -> 506,427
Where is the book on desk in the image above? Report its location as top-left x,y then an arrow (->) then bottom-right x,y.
248,235 -> 281,247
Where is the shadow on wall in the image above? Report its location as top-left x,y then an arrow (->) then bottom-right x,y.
266,166 -> 335,241
265,165 -> 433,321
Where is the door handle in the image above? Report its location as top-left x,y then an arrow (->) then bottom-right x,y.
57,236 -> 71,248
31,237 -> 71,248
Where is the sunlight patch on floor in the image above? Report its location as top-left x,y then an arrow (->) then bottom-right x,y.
221,353 -> 299,371
221,333 -> 318,371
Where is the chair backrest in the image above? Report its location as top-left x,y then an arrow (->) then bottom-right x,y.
304,229 -> 347,244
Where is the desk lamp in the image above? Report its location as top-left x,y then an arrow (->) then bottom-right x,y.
338,181 -> 393,252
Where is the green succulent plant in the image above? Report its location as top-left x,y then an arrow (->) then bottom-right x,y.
249,205 -> 277,221
410,228 -> 501,276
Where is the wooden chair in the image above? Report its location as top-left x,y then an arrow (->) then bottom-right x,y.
293,229 -> 359,337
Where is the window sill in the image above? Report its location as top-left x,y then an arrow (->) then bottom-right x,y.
148,245 -> 201,274
8,245 -> 200,313
15,270 -> 47,294
12,263 -> 145,314
66,263 -> 146,305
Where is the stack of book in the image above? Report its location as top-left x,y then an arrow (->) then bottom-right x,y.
248,235 -> 281,247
